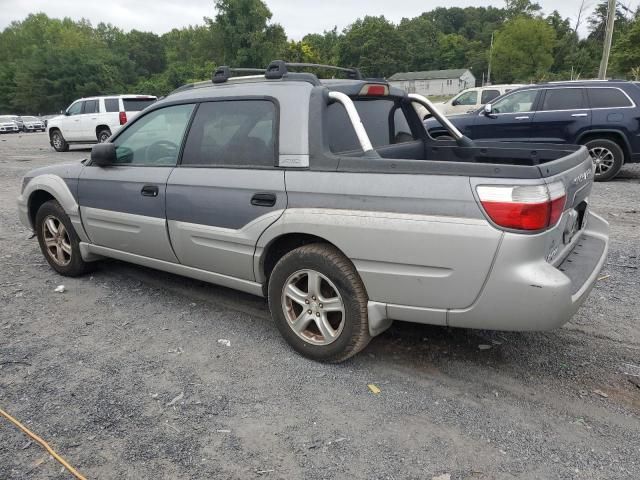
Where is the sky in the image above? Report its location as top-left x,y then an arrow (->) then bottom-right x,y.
0,0 -> 626,39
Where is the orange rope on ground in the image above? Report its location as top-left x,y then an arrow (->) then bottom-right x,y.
0,407 -> 88,480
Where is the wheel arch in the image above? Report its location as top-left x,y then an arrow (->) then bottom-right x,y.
95,125 -> 111,139
22,175 -> 89,242
577,129 -> 630,164
257,232 -> 343,292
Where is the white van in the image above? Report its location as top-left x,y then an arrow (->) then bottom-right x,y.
434,85 -> 525,116
47,95 -> 157,152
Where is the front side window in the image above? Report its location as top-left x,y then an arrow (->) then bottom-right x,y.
455,90 -> 478,106
481,89 -> 500,104
541,88 -> 586,111
492,89 -> 539,114
67,102 -> 82,116
181,100 -> 277,167
112,104 -> 194,166
588,88 -> 633,108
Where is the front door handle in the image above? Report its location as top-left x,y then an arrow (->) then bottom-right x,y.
571,113 -> 589,117
251,192 -> 276,207
141,185 -> 159,197
515,116 -> 529,120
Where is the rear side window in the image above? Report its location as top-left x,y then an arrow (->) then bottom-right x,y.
82,100 -> 98,114
104,98 -> 120,112
481,89 -> 500,104
327,99 -> 415,153
181,100 -> 277,167
588,88 -> 633,108
541,88 -> 586,111
123,98 -> 156,112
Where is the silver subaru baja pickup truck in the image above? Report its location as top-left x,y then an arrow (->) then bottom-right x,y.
18,61 -> 609,362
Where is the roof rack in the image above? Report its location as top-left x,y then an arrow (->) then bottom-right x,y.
211,60 -> 363,85
212,66 -> 267,84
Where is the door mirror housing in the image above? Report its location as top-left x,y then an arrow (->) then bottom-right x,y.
451,99 -> 460,106
90,143 -> 117,167
62,110 -> 68,115
483,103 -> 493,115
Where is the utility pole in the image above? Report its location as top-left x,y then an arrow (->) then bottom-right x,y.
487,32 -> 494,85
598,0 -> 616,79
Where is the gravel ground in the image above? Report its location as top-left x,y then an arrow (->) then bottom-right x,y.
0,132 -> 639,480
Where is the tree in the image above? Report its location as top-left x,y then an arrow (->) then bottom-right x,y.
211,0 -> 286,67
612,17 -> 640,76
337,16 -> 409,78
492,16 -> 556,82
504,0 -> 542,19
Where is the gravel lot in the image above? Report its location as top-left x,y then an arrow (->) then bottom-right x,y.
1,132 -> 639,480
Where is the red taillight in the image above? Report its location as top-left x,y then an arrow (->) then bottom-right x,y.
359,84 -> 389,96
119,111 -> 127,125
477,182 -> 566,231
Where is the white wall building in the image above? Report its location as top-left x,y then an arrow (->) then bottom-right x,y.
388,69 -> 476,96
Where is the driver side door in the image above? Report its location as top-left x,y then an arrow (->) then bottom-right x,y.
78,103 -> 195,262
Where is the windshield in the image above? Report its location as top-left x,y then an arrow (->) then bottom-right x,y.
0,116 -> 14,122
23,116 -> 39,121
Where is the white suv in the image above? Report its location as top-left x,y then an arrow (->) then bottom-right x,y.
47,95 -> 156,152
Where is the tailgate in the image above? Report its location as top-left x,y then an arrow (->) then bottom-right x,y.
542,146 -> 594,264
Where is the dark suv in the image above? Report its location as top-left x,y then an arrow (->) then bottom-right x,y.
425,80 -> 640,181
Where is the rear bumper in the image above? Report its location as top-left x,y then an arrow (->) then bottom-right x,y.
447,211 -> 609,331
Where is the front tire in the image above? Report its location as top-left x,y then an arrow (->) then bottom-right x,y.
268,243 -> 371,362
50,130 -> 69,152
35,200 -> 91,276
584,138 -> 624,181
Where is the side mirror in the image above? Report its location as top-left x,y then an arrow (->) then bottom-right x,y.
90,143 -> 117,167
483,103 -> 493,115
451,99 -> 460,106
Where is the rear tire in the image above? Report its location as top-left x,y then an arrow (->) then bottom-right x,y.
97,128 -> 111,143
35,200 -> 92,277
50,130 -> 69,152
268,243 -> 371,363
583,138 -> 624,182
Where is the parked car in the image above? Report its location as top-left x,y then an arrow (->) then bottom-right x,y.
21,116 -> 45,132
46,95 -> 157,152
0,116 -> 19,133
8,115 -> 25,131
432,84 -> 525,116
18,62 -> 608,362
425,80 -> 640,181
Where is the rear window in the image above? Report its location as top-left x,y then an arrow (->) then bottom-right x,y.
123,98 -> 156,112
327,99 -> 414,153
104,98 -> 120,112
588,88 -> 633,108
541,88 -> 586,111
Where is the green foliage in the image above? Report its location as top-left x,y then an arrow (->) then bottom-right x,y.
2,0 -> 640,114
492,16 -> 556,82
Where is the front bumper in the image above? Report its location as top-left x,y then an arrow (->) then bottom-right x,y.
447,211 -> 609,331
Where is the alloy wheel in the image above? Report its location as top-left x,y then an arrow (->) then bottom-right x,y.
589,146 -> 615,177
281,269 -> 346,345
42,215 -> 72,266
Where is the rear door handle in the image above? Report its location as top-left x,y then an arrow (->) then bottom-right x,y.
571,113 -> 589,117
141,185 -> 159,197
251,192 -> 276,207
515,116 -> 529,120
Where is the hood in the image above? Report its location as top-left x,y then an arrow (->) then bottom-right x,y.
24,159 -> 86,183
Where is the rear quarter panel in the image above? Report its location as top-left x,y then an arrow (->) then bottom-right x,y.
259,171 -> 502,310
